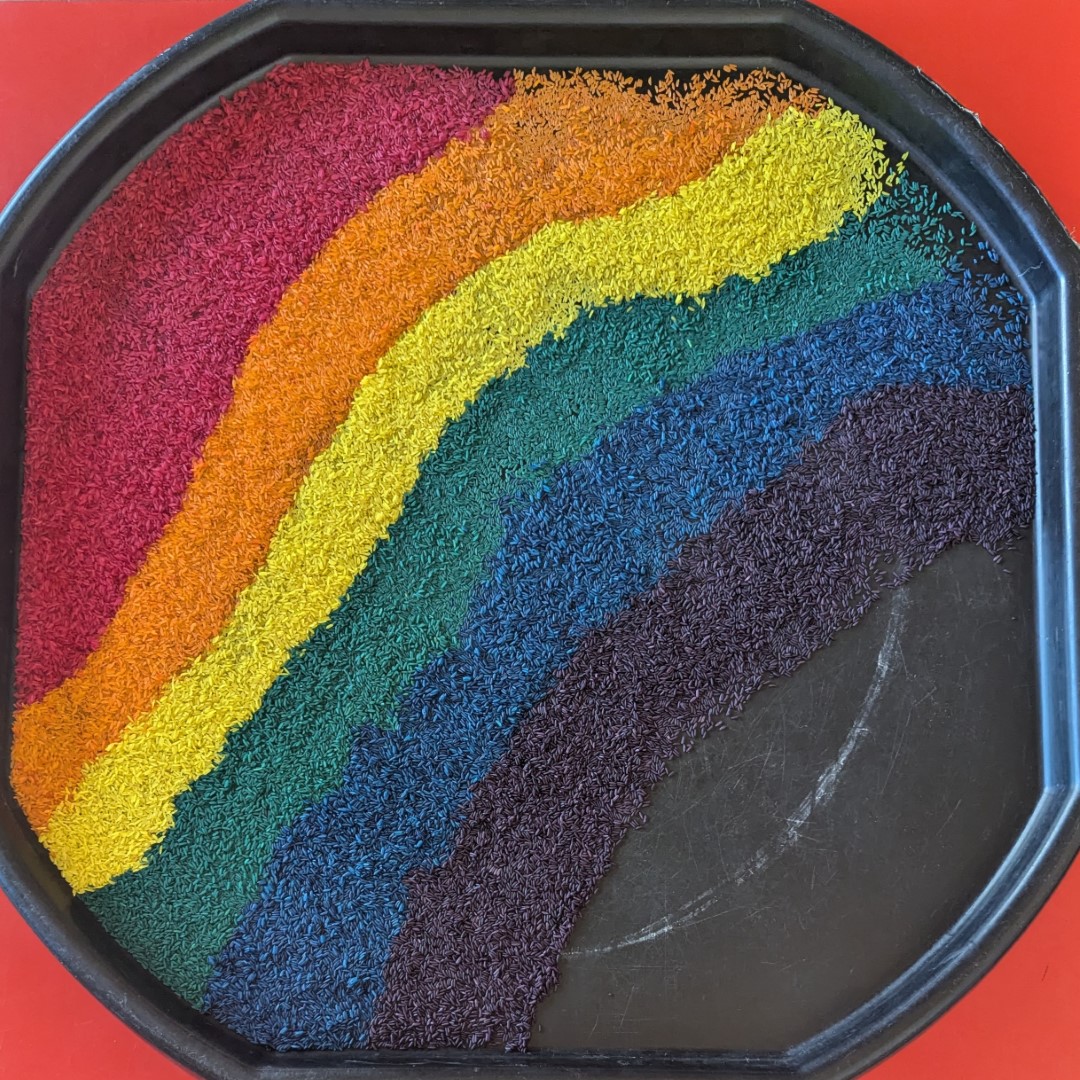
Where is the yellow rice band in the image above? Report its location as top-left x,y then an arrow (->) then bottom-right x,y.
44,104 -> 887,894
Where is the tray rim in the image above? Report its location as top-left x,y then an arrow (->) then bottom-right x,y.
0,1 -> 1078,1078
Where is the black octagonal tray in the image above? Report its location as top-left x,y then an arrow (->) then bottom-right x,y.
0,2 -> 1078,1079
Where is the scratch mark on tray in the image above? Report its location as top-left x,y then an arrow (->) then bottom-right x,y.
569,592 -> 909,957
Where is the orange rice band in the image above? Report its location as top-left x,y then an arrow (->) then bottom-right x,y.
11,68 -> 816,832
41,104 -> 889,894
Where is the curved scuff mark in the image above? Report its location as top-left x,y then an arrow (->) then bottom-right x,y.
569,590 -> 909,957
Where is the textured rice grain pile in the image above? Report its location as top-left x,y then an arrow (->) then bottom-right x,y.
12,61 -> 1032,1053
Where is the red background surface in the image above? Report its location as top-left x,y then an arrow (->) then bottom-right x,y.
0,1 -> 1077,1077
